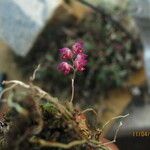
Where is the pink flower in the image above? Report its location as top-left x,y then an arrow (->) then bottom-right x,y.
72,41 -> 84,54
58,62 -> 72,75
60,48 -> 73,59
74,53 -> 88,71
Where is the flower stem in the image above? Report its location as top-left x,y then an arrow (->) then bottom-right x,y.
70,70 -> 76,103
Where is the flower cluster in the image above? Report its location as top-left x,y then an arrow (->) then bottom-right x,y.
58,41 -> 88,75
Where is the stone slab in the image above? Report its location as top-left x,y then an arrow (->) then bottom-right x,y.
0,0 -> 62,56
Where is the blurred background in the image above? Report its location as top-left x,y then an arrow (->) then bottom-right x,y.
0,0 -> 150,149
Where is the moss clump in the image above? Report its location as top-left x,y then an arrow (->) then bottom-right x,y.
1,92 -> 85,150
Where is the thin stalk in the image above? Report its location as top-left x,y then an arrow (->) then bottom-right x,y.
70,69 -> 76,103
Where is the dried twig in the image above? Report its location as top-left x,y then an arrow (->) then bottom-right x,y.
103,121 -> 122,146
30,137 -> 86,149
30,64 -> 41,81
0,83 -> 18,99
2,80 -> 73,119
82,108 -> 97,116
101,113 -> 129,131
3,80 -> 30,89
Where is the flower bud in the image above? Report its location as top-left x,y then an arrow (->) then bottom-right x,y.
58,62 -> 72,75
74,53 -> 88,71
60,48 -> 73,59
72,41 -> 84,54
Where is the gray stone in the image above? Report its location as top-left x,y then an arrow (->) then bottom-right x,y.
0,0 -> 62,56
129,0 -> 150,19
129,0 -> 150,92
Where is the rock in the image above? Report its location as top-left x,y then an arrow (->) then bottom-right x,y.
129,0 -> 150,19
129,0 -> 150,92
0,0 -> 62,56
